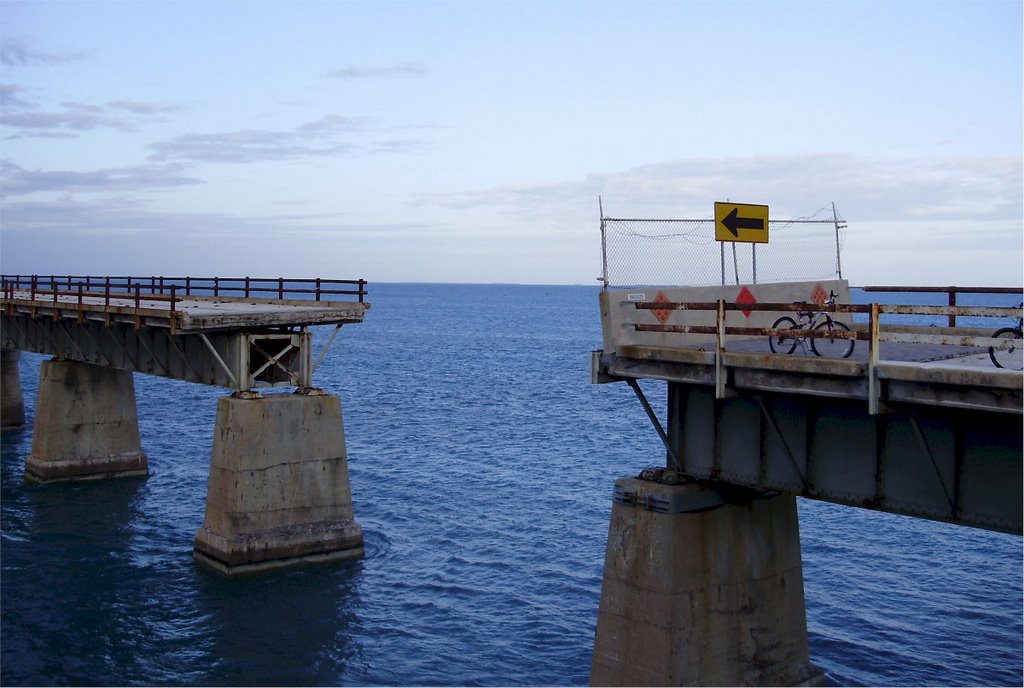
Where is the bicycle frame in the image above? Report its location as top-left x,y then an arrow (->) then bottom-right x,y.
793,294 -> 840,353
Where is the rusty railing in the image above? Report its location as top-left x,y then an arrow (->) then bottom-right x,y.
861,286 -> 1021,327
0,275 -> 368,320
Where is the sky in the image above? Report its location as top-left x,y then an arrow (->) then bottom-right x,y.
1,0 -> 1021,286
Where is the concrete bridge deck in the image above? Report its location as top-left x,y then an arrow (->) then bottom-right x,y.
1,275 -> 369,391
597,280 -> 1022,416
1,277 -> 367,333
602,340 -> 1022,416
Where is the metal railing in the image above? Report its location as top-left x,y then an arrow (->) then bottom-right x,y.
1,275 -> 368,319
861,286 -> 1021,327
628,299 -> 1021,348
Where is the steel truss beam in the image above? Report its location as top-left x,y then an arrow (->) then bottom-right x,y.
1,314 -> 314,392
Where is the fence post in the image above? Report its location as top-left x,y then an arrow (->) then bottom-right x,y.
832,202 -> 844,279
948,288 -> 957,328
869,303 -> 882,415
600,214 -> 609,290
715,299 -> 727,399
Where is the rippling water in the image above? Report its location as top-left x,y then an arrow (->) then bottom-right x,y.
2,283 -> 1021,686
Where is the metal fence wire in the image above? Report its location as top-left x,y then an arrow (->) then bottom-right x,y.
600,208 -> 845,288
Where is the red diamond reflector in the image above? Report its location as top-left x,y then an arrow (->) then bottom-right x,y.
811,283 -> 828,305
736,286 -> 756,318
653,291 -> 671,323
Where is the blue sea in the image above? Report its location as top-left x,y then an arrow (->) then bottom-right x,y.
2,283 -> 1021,686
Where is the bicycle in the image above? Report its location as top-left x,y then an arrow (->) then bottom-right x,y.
768,290 -> 854,358
988,303 -> 1023,370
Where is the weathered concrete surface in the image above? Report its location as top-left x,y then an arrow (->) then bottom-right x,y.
1,289 -> 367,333
601,280 -> 850,354
591,478 -> 824,687
25,359 -> 148,483
194,392 -> 363,575
1,348 -> 25,430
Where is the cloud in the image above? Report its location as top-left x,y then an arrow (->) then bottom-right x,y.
0,196 -> 453,277
1,84 -> 33,108
0,197 -> 294,235
148,115 -> 429,164
0,39 -> 86,66
323,63 -> 426,79
106,99 -> 182,115
147,128 -> 356,164
0,194 -> 518,282
297,115 -> 373,134
0,192 -> 459,245
410,154 -> 1024,225
371,139 -> 431,154
1,107 -> 132,133
2,90 -> 183,137
0,160 -> 203,196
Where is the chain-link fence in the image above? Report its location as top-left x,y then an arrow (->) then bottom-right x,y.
601,212 -> 845,288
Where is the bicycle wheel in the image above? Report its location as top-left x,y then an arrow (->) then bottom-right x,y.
989,328 -> 1023,370
811,320 -> 854,358
768,316 -> 798,354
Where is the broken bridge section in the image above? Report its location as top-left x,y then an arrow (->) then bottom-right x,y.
590,279 -> 1022,686
1,275 -> 367,391
1,275 -> 369,575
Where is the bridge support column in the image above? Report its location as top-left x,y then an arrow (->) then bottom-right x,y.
194,391 -> 363,575
25,359 -> 148,483
590,477 -> 823,687
1,349 -> 25,430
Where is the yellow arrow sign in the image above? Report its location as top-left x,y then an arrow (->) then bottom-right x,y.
715,202 -> 769,243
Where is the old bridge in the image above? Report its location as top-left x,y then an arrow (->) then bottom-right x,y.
589,279 -> 1021,686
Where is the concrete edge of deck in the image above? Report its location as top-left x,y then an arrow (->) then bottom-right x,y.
595,349 -> 1023,414
2,293 -> 370,332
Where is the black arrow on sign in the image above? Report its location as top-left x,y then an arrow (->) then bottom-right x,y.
722,207 -> 766,237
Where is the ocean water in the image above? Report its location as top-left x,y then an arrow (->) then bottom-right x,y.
1,283 -> 1021,686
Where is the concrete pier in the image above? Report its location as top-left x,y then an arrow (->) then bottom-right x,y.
25,359 -> 148,483
1,348 -> 25,430
590,478 -> 823,687
193,391 -> 363,575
